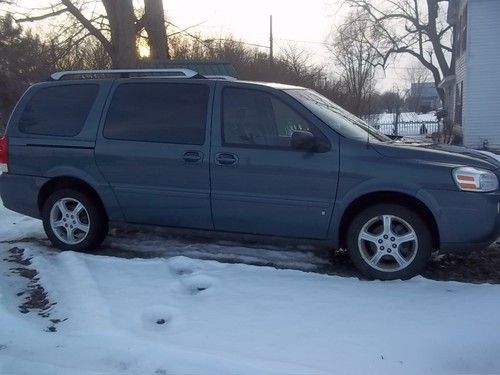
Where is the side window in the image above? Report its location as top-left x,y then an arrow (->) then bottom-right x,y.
104,83 -> 209,145
222,87 -> 316,148
19,84 -> 98,136
272,98 -> 313,136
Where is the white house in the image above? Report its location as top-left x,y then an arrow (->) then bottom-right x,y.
440,0 -> 500,149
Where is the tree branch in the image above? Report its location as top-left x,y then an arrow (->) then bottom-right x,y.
16,8 -> 67,22
135,14 -> 146,33
59,0 -> 112,55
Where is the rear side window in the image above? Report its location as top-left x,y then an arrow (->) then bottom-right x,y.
19,84 -> 98,136
104,83 -> 209,145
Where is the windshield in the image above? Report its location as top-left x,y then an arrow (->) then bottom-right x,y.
286,89 -> 390,142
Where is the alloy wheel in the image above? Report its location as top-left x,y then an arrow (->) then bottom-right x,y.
357,214 -> 418,272
49,198 -> 90,245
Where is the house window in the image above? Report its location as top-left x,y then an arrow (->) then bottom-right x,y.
455,82 -> 463,125
455,5 -> 468,57
461,5 -> 468,54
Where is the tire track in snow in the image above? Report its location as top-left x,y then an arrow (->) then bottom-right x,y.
0,247 -> 66,333
25,247 -> 114,333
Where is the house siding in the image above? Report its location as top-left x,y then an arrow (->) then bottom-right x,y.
463,0 -> 500,149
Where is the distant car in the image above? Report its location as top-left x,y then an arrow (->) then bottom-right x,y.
0,69 -> 499,280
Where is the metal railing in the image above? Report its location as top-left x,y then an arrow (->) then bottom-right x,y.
371,121 -> 440,137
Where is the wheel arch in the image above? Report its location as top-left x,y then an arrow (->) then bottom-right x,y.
38,176 -> 108,221
337,191 -> 440,251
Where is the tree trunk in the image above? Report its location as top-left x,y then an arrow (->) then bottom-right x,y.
144,0 -> 169,60
102,0 -> 137,68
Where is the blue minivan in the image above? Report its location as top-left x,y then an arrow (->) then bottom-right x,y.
1,69 -> 499,279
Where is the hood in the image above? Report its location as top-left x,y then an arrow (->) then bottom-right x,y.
372,139 -> 500,171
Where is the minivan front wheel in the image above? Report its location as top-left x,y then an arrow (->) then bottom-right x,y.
346,204 -> 432,280
42,189 -> 108,251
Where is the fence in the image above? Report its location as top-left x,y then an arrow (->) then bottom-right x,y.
372,121 -> 440,137
365,113 -> 440,137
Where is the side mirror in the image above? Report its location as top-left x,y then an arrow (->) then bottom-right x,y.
291,131 -> 317,152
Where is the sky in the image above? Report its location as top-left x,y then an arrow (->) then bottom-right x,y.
166,0 -> 337,55
165,0 -> 343,74
164,0 -> 410,90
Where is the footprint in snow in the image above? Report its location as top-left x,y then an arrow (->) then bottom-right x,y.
181,275 -> 215,295
167,257 -> 197,276
141,305 -> 179,331
167,257 -> 216,295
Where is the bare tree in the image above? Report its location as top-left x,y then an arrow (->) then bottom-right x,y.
0,14 -> 53,130
144,0 -> 169,59
279,45 -> 325,87
100,0 -> 137,67
328,11 -> 381,115
378,90 -> 406,114
404,59 -> 432,86
168,34 -> 334,97
52,37 -> 112,69
343,0 -> 453,102
403,60 -> 433,111
11,0 -> 169,67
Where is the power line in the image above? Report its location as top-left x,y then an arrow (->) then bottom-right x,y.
275,37 -> 330,46
167,20 -> 434,73
166,21 -> 269,49
203,38 -> 270,49
166,19 -> 326,50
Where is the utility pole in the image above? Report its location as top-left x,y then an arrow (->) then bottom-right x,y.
269,15 -> 274,69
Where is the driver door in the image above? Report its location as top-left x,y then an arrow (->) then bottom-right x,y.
210,83 -> 339,239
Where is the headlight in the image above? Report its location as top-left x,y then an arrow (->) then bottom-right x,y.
452,167 -> 499,192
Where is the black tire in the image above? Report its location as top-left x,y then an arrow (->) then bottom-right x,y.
42,188 -> 108,251
346,204 -> 432,280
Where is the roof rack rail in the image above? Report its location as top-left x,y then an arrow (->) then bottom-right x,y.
204,75 -> 237,81
49,68 -> 202,81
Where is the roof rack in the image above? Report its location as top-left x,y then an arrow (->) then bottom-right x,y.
49,68 -> 202,81
204,75 -> 237,81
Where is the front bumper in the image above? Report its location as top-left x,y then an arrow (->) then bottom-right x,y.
421,188 -> 500,252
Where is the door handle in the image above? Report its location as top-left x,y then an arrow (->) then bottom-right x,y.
215,153 -> 238,166
183,151 -> 202,163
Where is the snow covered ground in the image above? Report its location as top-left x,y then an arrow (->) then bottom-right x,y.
1,199 -> 500,374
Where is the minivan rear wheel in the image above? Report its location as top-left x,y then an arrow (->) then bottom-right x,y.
42,189 -> 108,251
346,204 -> 432,280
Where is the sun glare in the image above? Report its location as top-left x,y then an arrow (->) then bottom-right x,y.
138,44 -> 150,58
